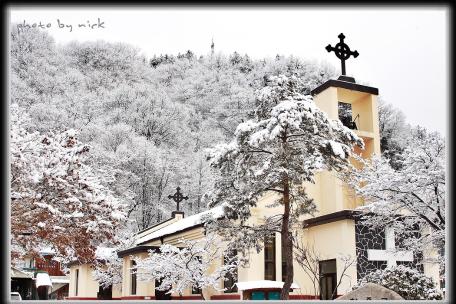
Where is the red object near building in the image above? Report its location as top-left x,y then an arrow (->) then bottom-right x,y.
35,255 -> 66,276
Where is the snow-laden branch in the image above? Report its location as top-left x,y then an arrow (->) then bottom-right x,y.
344,127 -> 445,256
134,234 -> 239,300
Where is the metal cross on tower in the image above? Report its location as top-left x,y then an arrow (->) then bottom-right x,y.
168,187 -> 188,212
326,33 -> 359,76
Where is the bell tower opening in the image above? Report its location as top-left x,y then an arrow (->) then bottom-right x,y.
338,102 -> 358,130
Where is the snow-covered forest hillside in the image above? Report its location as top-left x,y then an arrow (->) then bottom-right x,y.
10,26 -> 339,233
12,25 -> 441,233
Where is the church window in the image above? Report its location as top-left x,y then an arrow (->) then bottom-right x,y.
264,236 -> 276,281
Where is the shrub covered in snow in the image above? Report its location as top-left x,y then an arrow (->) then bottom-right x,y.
355,265 -> 443,300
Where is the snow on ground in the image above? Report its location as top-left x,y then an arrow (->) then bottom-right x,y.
135,206 -> 225,245
235,280 -> 300,291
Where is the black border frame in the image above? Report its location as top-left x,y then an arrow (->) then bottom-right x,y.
2,2 -> 452,304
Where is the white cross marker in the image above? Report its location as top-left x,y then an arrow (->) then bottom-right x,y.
367,227 -> 414,267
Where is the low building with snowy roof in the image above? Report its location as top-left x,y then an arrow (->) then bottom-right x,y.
12,247 -> 70,300
67,74 -> 441,301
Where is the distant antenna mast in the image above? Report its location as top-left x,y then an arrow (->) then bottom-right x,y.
211,37 -> 215,56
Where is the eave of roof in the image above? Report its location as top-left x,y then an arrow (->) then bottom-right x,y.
311,79 -> 379,96
136,223 -> 204,246
303,210 -> 360,228
117,245 -> 159,258
135,206 -> 224,245
136,216 -> 177,235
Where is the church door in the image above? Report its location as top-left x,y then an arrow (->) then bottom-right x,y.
319,259 -> 337,300
155,279 -> 171,300
97,285 -> 112,300
36,286 -> 49,300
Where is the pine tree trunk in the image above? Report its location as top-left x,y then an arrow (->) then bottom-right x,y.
280,175 -> 293,300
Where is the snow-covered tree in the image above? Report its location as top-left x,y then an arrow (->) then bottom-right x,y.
91,247 -> 123,289
347,126 -> 445,265
91,229 -> 135,289
206,75 -> 363,299
134,235 -> 239,300
377,98 -> 411,169
10,104 -> 127,264
353,265 -> 443,300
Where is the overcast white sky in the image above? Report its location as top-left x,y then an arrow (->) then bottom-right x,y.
10,7 -> 449,135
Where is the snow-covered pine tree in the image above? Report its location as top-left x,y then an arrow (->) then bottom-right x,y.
206,75 -> 363,299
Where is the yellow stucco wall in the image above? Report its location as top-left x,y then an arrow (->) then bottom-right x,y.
68,264 -> 98,298
68,264 -> 122,299
300,220 -> 358,295
122,253 -> 155,298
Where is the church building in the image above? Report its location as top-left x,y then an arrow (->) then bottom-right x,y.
66,36 -> 441,300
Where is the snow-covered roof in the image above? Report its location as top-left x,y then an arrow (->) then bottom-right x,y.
11,267 -> 34,279
95,246 -> 116,260
235,280 -> 300,291
135,206 -> 225,245
36,272 -> 53,287
39,246 -> 56,255
50,276 -> 70,284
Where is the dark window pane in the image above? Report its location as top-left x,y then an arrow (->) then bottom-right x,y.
264,236 -> 276,281
224,250 -> 238,293
75,269 -> 79,296
338,102 -> 357,129
282,240 -> 287,282
131,260 -> 137,295
192,256 -> 202,294
192,286 -> 202,294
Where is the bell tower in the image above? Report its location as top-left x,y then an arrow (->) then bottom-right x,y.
309,33 -> 381,213
311,76 -> 381,159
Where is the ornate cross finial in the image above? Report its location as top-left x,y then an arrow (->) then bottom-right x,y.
168,187 -> 188,211
326,33 -> 359,76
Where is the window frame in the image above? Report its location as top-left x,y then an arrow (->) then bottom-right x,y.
264,235 -> 276,281
319,259 -> 337,300
75,268 -> 79,296
131,260 -> 137,295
